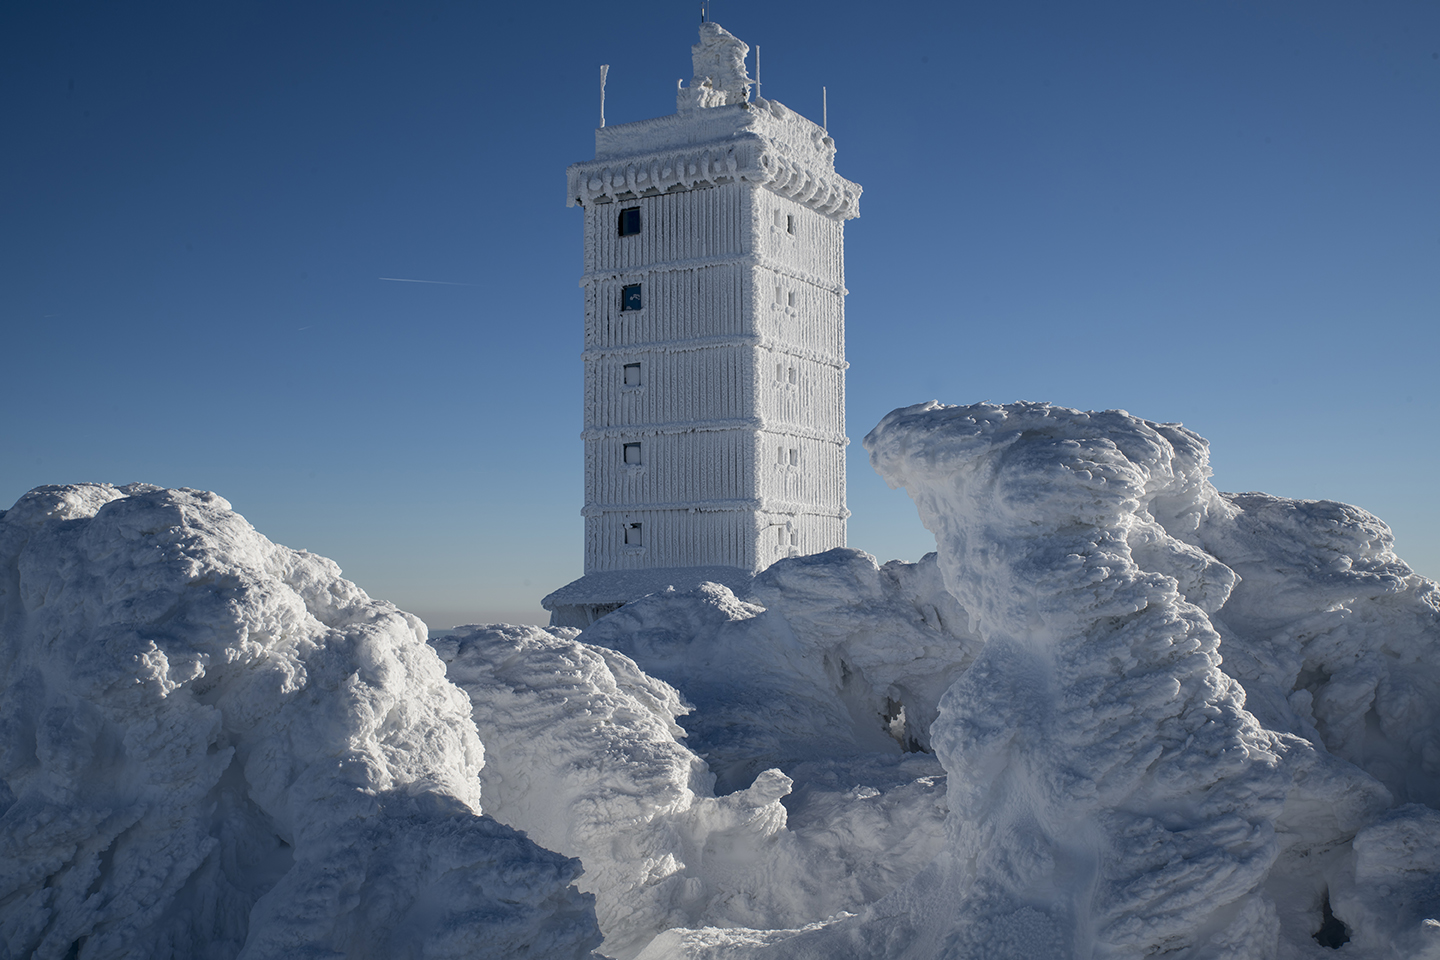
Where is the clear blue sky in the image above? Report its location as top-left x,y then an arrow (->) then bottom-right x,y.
4,1 -> 1436,626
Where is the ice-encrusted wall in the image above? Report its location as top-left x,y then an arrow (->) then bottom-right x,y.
571,22 -> 859,577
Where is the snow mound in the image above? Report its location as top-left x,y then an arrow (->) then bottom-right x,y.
8,397 -> 1438,960
0,484 -> 600,960
434,621 -> 946,958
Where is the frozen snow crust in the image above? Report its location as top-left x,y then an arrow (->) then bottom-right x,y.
0,484 -> 600,960
6,399 -> 1439,960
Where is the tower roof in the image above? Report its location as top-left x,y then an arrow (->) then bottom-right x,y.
567,23 -> 861,221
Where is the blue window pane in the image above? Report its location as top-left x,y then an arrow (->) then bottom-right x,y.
618,208 -> 642,236
621,284 -> 642,311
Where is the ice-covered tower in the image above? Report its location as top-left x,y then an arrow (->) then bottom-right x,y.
543,22 -> 861,626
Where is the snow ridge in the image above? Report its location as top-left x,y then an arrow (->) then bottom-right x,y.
0,484 -> 599,960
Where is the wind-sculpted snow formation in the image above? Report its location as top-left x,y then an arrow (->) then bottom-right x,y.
435,612 -> 950,959
777,399 -> 1431,960
5,398 -> 1439,960
575,402 -> 1438,960
0,484 -> 600,960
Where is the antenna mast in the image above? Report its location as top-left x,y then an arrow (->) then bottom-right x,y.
822,86 -> 827,132
700,1 -> 707,23
599,64 -> 609,128
755,45 -> 761,100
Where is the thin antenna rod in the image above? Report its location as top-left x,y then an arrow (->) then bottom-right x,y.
822,86 -> 827,132
700,1 -> 707,23
755,45 -> 761,100
599,64 -> 609,128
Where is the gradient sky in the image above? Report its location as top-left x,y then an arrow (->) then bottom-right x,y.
4,1 -> 1437,627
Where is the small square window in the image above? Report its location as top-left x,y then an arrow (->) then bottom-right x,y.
625,522 -> 642,545
786,214 -> 796,235
621,284 -> 643,311
790,531 -> 799,546
774,285 -> 783,305
776,445 -> 785,465
788,366 -> 797,384
787,291 -> 796,307
777,527 -> 786,546
623,362 -> 641,386
774,210 -> 785,229
775,363 -> 784,381
623,442 -> 642,465
618,207 -> 642,236
789,447 -> 799,466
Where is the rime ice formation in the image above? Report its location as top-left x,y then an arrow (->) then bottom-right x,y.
433,617 -> 948,959
550,21 -> 861,626
678,22 -> 752,111
559,403 -> 1436,960
7,399 -> 1439,960
0,484 -> 599,960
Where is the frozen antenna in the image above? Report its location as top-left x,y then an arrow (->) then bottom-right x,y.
822,85 -> 827,132
599,64 -> 609,128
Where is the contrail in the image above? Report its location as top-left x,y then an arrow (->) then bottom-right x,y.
379,276 -> 477,286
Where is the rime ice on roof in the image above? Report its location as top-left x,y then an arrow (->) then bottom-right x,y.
546,22 -> 862,627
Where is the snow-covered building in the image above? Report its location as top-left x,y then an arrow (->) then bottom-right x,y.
544,22 -> 863,626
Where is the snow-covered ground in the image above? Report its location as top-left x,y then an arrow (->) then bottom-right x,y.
2,402 -> 1437,959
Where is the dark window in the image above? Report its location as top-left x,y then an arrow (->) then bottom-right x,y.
786,214 -> 796,235
623,442 -> 642,465
623,362 -> 641,386
624,522 -> 642,545
621,284 -> 643,311
618,207 -> 642,236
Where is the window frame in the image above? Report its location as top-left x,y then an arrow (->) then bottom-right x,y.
621,283 -> 643,312
618,207 -> 642,237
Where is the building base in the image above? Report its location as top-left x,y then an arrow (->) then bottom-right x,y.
541,565 -> 753,629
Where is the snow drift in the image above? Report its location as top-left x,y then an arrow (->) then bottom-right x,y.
0,484 -> 599,960
5,399 -> 1439,960
434,592 -> 954,958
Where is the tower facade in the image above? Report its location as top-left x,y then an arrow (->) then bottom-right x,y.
544,22 -> 861,625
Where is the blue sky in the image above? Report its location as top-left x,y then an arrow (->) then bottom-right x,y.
4,1 -> 1436,626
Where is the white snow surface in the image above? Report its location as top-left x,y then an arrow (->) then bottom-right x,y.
0,484 -> 600,960
6,399 -> 1440,960
433,616 -> 947,959
497,401 -> 1438,959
